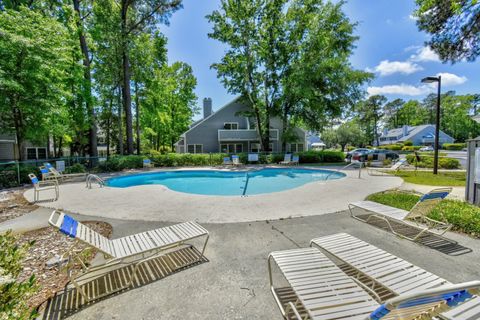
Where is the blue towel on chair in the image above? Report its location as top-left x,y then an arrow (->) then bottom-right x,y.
60,215 -> 78,238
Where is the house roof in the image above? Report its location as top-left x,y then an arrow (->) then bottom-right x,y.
382,124 -> 454,142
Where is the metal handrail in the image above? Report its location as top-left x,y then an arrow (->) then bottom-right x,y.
326,161 -> 363,180
86,174 -> 105,189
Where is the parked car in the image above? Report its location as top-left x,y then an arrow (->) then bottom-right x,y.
367,149 -> 399,161
346,148 -> 371,162
419,146 -> 434,152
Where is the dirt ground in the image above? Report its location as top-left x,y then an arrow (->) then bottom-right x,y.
0,189 -> 38,223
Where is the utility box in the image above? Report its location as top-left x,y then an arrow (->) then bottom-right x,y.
465,136 -> 480,205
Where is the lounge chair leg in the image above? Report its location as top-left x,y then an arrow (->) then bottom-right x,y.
199,235 -> 210,262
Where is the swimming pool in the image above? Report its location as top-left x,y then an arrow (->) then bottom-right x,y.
106,168 -> 345,196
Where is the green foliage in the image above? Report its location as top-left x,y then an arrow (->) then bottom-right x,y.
367,190 -> 480,237
207,0 -> 371,150
393,170 -> 466,186
405,154 -> 460,169
382,158 -> 392,167
321,121 -> 366,151
355,95 -> 387,145
414,0 -> 480,62
442,143 -> 466,150
64,163 -> 86,174
97,155 -> 144,172
378,144 -> 403,151
403,140 -> 413,146
0,231 -> 38,320
0,165 -> 39,189
402,146 -> 414,151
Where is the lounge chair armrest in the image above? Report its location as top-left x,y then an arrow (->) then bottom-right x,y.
48,210 -> 64,228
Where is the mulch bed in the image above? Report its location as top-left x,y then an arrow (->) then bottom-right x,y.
0,189 -> 38,223
16,221 -> 113,310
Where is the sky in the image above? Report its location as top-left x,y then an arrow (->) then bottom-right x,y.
162,0 -> 480,119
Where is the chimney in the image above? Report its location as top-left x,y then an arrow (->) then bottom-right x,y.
203,97 -> 212,119
402,125 -> 409,137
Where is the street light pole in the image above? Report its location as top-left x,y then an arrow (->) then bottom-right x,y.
433,76 -> 441,175
421,75 -> 442,175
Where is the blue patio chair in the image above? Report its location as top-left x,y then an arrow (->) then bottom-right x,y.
349,187 -> 453,241
223,157 -> 233,165
143,158 -> 153,169
291,155 -> 299,165
28,173 -> 59,202
231,155 -> 242,166
279,153 -> 292,165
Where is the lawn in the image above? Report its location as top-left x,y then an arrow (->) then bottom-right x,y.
366,190 -> 480,237
392,170 -> 466,186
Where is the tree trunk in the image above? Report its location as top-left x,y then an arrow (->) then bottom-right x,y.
134,81 -> 141,155
11,101 -> 25,161
121,0 -> 134,154
117,87 -> 124,155
106,97 -> 113,157
73,0 -> 97,158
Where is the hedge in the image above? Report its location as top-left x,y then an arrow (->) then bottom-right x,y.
405,154 -> 460,169
442,143 -> 466,151
95,151 -> 345,172
378,144 -> 403,151
0,165 -> 39,189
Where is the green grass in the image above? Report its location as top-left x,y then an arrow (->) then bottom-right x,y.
366,190 -> 480,237
392,170 -> 466,186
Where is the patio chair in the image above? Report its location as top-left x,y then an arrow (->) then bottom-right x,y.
48,210 -> 209,302
268,246 -> 480,320
291,155 -> 299,165
28,173 -> 59,202
349,187 -> 453,242
247,153 -> 259,163
40,166 -> 56,181
310,233 -> 480,320
143,158 -> 153,169
223,157 -> 233,165
279,154 -> 292,165
367,158 -> 408,176
232,155 -> 242,166
44,162 -> 87,181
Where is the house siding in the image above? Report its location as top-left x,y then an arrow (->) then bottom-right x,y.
180,98 -> 306,153
379,125 -> 454,146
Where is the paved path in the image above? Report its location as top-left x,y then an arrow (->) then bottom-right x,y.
40,211 -> 480,320
23,167 -> 403,223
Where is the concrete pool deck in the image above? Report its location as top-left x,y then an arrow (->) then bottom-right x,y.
24,166 -> 404,223
38,211 -> 480,320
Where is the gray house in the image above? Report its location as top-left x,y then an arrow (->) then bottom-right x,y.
0,133 -> 48,161
175,97 -> 307,153
379,125 -> 454,146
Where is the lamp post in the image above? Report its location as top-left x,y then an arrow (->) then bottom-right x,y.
421,75 -> 441,174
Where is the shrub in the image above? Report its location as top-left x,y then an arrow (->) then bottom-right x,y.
443,143 -> 466,150
383,158 -> 392,167
0,231 -> 38,320
64,163 -> 86,174
402,146 -> 414,151
0,165 -> 39,189
405,154 -> 460,169
378,144 -> 403,151
346,146 -> 356,151
403,140 -> 413,146
297,150 -> 345,163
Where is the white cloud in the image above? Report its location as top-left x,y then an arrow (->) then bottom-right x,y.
410,47 -> 440,62
408,14 -> 418,21
367,84 -> 432,96
367,60 -> 423,76
435,72 -> 467,86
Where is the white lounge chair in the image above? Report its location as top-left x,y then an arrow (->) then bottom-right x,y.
367,158 -> 408,176
143,158 -> 153,169
232,155 -> 242,166
268,246 -> 480,320
349,187 -> 453,242
49,210 -> 209,302
223,157 -> 233,165
44,162 -> 87,181
28,173 -> 59,202
291,155 -> 299,165
279,154 -> 292,165
310,233 -> 480,320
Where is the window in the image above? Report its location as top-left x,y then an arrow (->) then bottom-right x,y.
187,144 -> 203,154
221,144 -> 243,153
223,122 -> 239,130
250,143 -> 261,153
289,143 -> 304,153
26,147 -> 47,160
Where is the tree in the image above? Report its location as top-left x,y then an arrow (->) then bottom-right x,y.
383,99 -> 404,128
118,0 -> 181,154
440,94 -> 480,141
321,121 -> 366,151
356,95 -> 386,146
414,0 -> 480,62
0,8 -> 72,159
207,0 -> 370,152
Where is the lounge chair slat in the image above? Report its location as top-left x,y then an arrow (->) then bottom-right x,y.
441,297 -> 480,320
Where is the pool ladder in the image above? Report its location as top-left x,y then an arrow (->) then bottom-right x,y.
86,174 -> 105,189
241,172 -> 250,196
325,161 -> 364,180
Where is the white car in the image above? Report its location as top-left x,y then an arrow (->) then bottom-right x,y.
419,146 -> 434,152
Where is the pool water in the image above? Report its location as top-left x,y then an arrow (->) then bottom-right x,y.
106,168 -> 345,196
